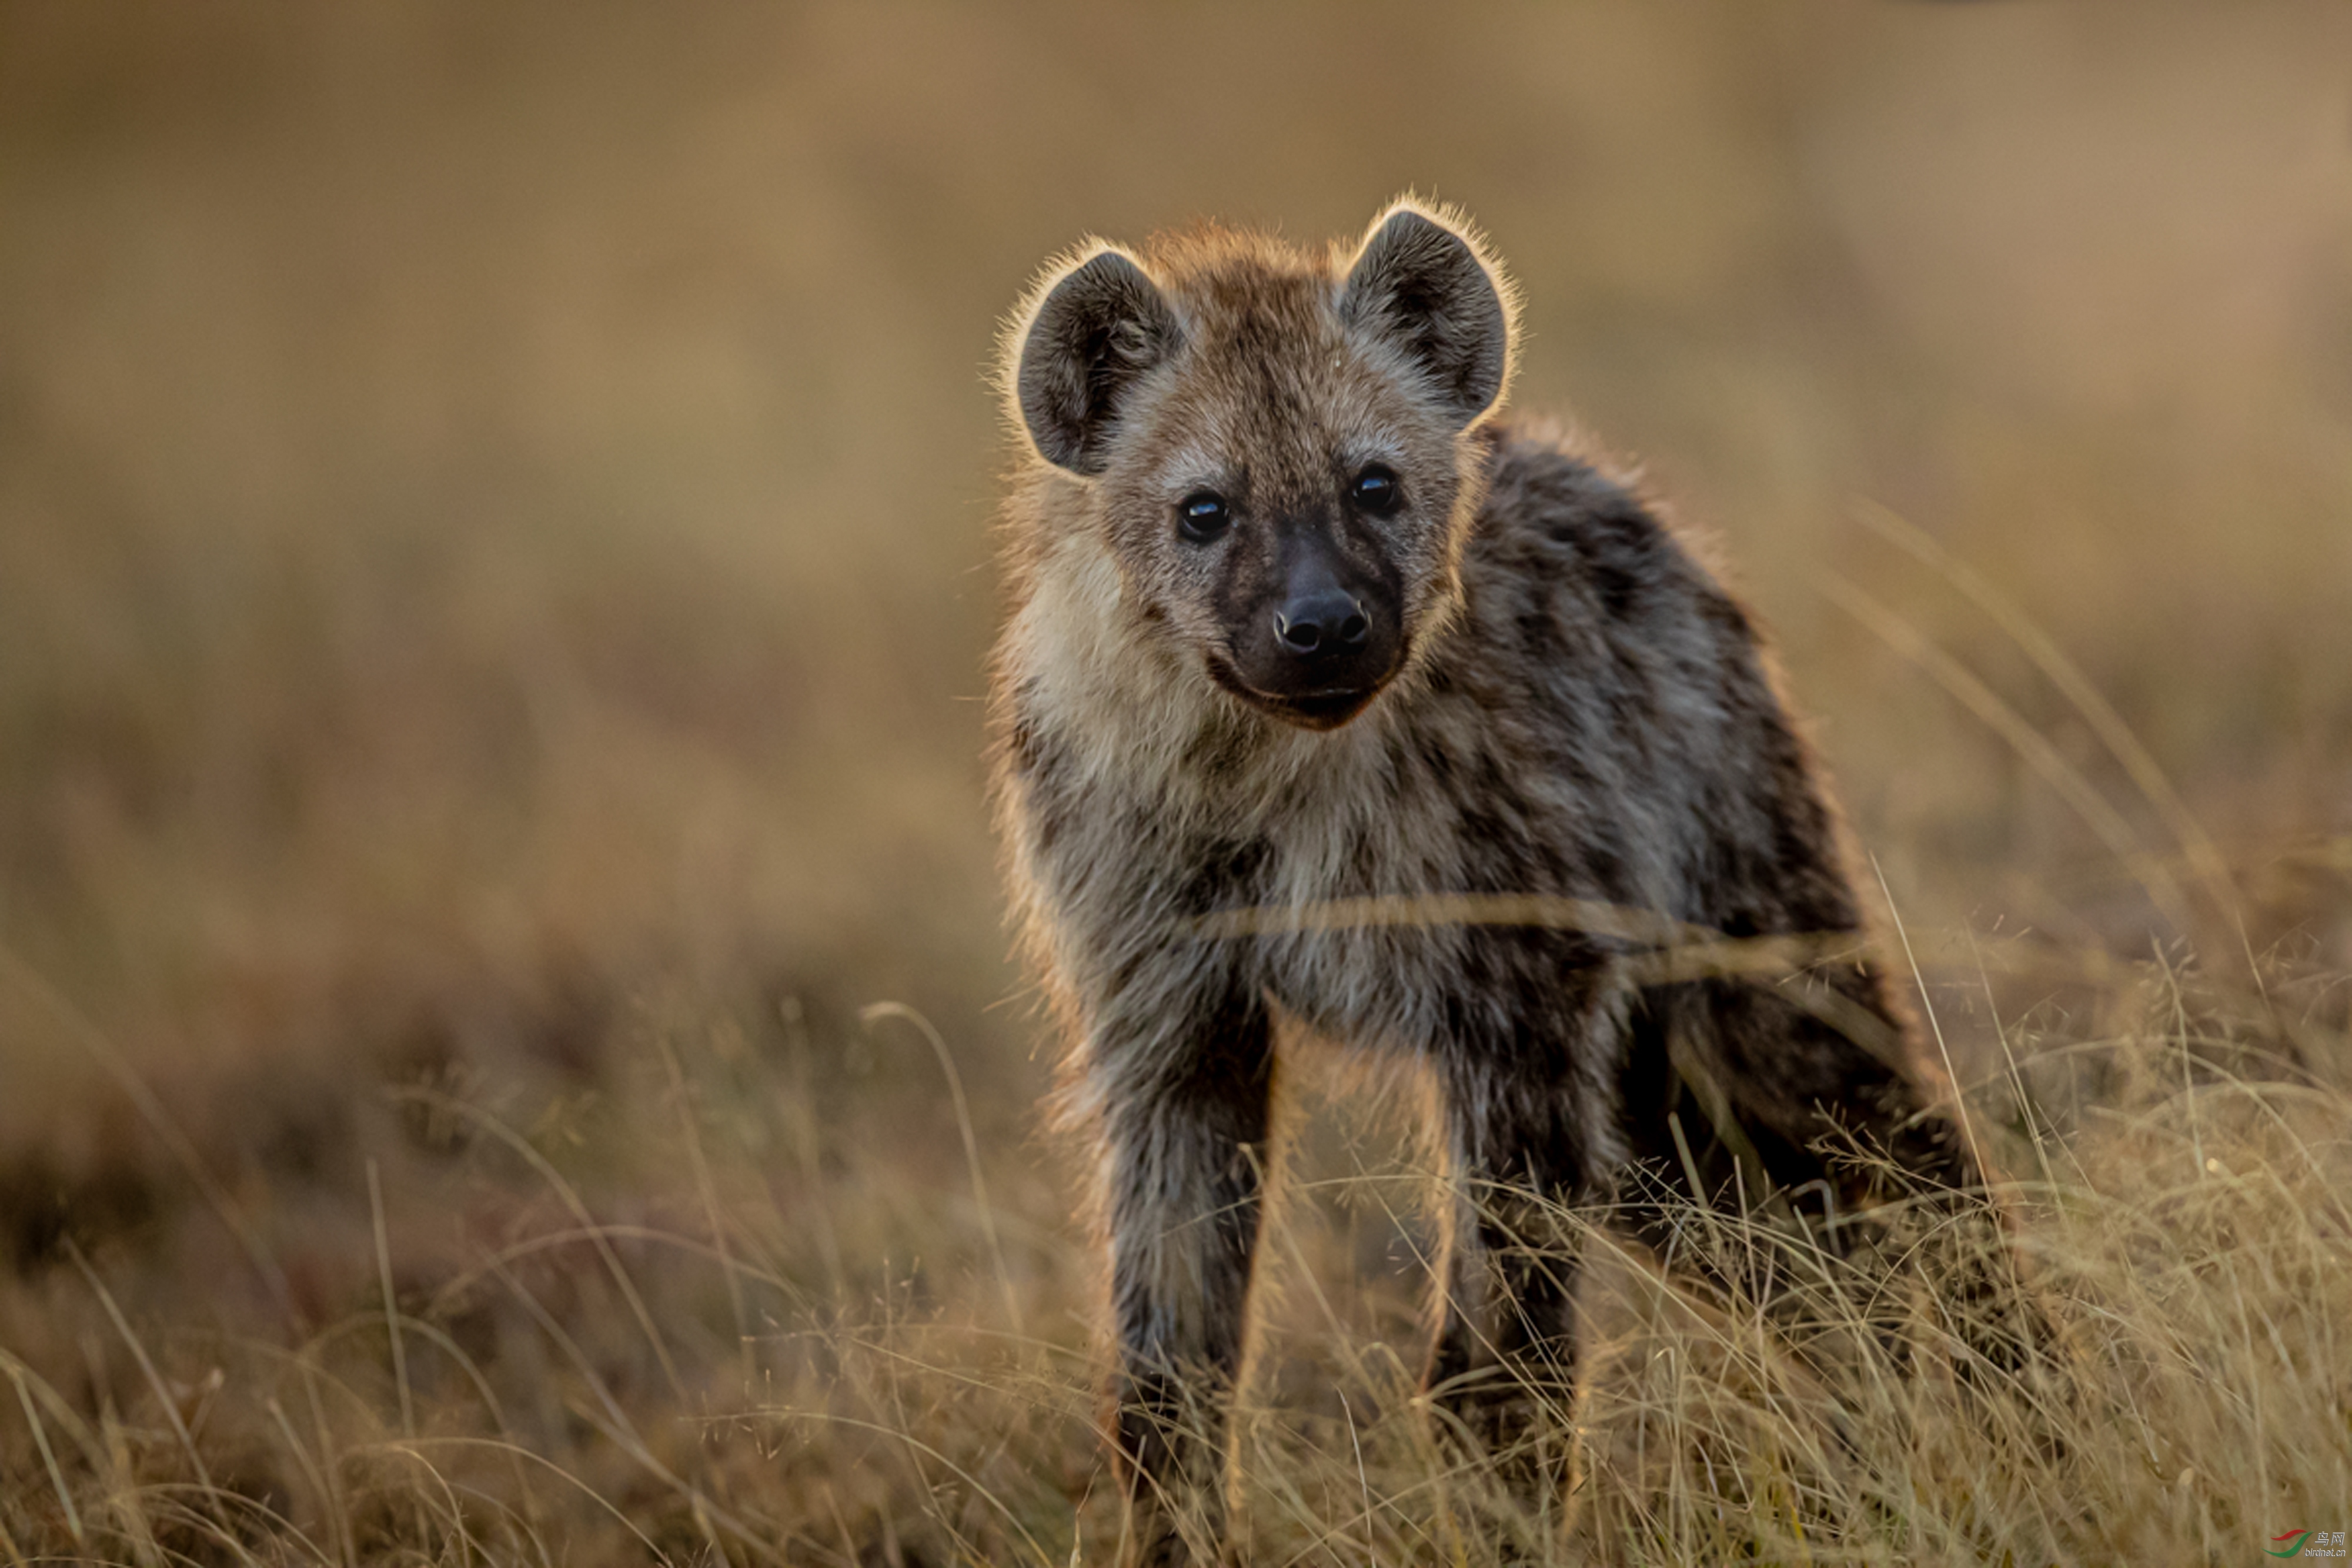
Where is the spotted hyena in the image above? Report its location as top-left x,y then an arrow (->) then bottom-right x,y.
989,199 -> 1987,1563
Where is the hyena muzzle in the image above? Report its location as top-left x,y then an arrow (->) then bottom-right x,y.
990,199 -> 2016,1564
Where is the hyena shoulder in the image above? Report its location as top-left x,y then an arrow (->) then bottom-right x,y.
1451,423 -> 1762,704
1415,424 -> 1829,904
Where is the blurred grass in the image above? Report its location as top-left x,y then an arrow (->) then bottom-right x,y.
0,2 -> 2348,1562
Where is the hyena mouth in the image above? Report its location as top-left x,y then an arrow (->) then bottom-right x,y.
1262,687 -> 1381,729
1206,657 -> 1386,731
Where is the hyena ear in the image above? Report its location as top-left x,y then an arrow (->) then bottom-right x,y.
1014,247 -> 1182,476
1339,202 -> 1514,427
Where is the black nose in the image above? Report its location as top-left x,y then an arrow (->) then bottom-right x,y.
1273,590 -> 1369,656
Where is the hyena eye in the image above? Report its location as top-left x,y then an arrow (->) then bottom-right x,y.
1352,466 -> 1401,517
1177,492 -> 1232,544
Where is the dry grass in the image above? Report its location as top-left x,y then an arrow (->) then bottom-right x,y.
2,3 -> 2349,1563
0,947 -> 2346,1565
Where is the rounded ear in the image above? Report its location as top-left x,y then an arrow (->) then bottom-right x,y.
1338,201 -> 1514,427
1012,247 -> 1181,476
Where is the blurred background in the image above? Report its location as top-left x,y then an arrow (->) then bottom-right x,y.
0,0 -> 2348,1534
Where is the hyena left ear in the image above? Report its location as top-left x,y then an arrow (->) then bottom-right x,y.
1014,247 -> 1182,476
1339,202 -> 1514,427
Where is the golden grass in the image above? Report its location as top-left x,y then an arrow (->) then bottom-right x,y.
0,945 -> 2346,1565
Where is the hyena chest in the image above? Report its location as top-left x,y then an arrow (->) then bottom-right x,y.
1182,770 -> 1592,1062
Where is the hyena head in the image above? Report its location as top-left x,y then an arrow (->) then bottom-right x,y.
1008,199 -> 1518,731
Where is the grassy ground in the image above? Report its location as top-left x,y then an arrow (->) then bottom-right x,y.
0,934 -> 2346,1565
2,4 -> 2348,1563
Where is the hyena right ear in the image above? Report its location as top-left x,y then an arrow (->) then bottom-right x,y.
1014,248 -> 1181,476
1340,201 -> 1514,427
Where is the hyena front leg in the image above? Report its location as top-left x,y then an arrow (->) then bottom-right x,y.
1094,987 -> 1274,1568
1424,1045 -> 1605,1519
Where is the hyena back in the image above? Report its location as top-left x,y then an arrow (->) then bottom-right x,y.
990,200 -> 1979,1563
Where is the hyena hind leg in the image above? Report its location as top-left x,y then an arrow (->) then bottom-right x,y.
1613,981 -> 2066,1419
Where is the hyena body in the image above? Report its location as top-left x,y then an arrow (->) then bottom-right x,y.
990,203 -> 1975,1562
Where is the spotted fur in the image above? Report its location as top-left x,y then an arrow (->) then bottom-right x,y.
989,200 -> 1977,1565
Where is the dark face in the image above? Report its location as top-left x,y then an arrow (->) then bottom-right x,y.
1014,205 -> 1512,731
1192,463 -> 1410,730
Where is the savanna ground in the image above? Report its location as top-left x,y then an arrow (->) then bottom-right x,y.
2,4 -> 2349,1563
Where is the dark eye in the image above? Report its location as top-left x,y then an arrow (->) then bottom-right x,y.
1177,492 -> 1231,544
1352,466 -> 1401,517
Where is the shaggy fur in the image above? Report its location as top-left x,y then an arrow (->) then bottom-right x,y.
988,200 -> 1978,1566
